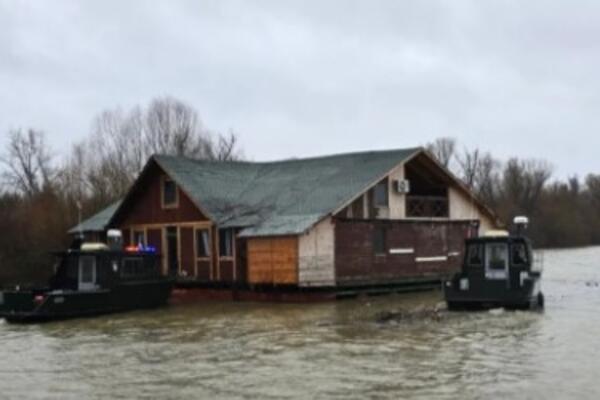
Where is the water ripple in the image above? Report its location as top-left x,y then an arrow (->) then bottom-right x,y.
1,247 -> 600,399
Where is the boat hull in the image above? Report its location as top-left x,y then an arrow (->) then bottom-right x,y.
444,275 -> 543,311
0,280 -> 173,323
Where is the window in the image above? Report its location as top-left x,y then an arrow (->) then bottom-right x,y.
373,227 -> 387,255
162,178 -> 178,208
196,229 -> 211,258
486,243 -> 508,271
511,243 -> 529,266
466,244 -> 484,267
79,256 -> 96,283
374,179 -> 389,207
219,229 -> 233,257
133,230 -> 146,246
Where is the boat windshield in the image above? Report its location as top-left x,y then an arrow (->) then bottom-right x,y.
485,242 -> 509,279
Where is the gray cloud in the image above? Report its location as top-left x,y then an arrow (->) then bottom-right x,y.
1,0 -> 599,177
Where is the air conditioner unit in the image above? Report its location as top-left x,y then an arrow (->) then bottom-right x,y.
394,179 -> 411,194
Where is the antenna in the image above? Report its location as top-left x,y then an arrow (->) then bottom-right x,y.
513,216 -> 529,236
76,200 -> 83,240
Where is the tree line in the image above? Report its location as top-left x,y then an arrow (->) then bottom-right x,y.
427,137 -> 600,248
0,96 -> 242,285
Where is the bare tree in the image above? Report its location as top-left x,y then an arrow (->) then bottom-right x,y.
145,96 -> 213,158
456,147 -> 481,188
474,152 -> 501,207
426,137 -> 456,169
586,174 -> 600,208
212,130 -> 242,161
0,129 -> 54,197
61,96 -> 243,204
500,158 -> 553,216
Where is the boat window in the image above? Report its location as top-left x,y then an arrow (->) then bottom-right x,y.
486,243 -> 508,270
80,256 -> 96,283
511,242 -> 529,266
466,244 -> 484,267
122,257 -> 144,277
196,229 -> 211,258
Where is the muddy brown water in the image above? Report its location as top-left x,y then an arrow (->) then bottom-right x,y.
1,247 -> 599,399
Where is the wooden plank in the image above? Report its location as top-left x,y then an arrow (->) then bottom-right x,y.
180,227 -> 194,277
247,237 -> 298,285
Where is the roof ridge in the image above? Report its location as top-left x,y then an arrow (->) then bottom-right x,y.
153,147 -> 423,166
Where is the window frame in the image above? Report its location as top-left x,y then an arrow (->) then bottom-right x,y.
218,229 -> 234,258
511,242 -> 530,267
484,242 -> 509,280
161,176 -> 179,209
132,230 -> 146,247
79,256 -> 96,284
195,228 -> 211,259
374,179 -> 389,208
466,243 -> 484,267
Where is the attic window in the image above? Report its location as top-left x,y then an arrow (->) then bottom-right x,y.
162,177 -> 178,208
374,179 -> 389,207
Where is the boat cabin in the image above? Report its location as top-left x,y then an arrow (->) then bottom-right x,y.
445,217 -> 543,310
50,243 -> 162,292
463,232 -> 535,286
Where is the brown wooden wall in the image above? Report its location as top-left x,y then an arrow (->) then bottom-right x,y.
111,161 -> 215,279
335,219 -> 473,286
180,227 -> 195,277
115,162 -> 209,227
247,237 -> 298,285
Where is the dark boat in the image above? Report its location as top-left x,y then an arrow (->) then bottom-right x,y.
0,233 -> 173,323
444,217 -> 544,311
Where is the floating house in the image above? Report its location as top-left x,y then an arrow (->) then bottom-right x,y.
70,148 -> 499,296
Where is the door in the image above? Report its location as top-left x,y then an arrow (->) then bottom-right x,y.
78,256 -> 97,291
166,226 -> 179,276
485,242 -> 509,280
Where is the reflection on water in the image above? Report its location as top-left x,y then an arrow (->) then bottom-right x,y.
2,247 -> 600,399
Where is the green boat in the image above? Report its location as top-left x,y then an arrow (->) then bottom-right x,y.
444,217 -> 544,311
0,237 -> 173,323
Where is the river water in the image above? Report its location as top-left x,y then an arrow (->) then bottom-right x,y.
1,247 -> 599,399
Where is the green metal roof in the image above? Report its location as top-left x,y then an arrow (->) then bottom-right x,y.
72,148 -> 422,237
154,148 -> 421,237
68,201 -> 122,234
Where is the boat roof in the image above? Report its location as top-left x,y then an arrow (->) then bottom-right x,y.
466,235 -> 531,244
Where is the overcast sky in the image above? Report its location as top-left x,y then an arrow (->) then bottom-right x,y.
1,1 -> 599,177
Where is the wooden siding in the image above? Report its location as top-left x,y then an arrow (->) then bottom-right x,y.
220,260 -> 235,282
236,237 -> 248,284
196,260 -> 211,281
111,161 -> 216,280
298,218 -> 335,287
180,227 -> 195,277
247,237 -> 298,285
335,219 -> 473,286
115,162 -> 209,227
